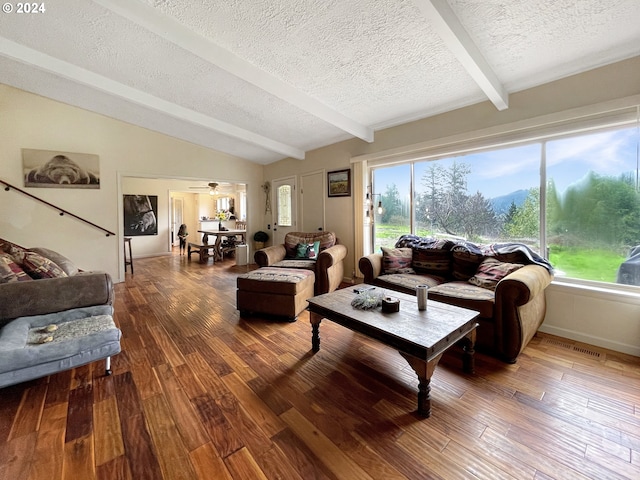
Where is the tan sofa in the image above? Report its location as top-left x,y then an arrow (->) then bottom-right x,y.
254,231 -> 347,295
358,235 -> 554,363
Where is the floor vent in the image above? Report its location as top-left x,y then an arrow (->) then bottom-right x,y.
542,338 -> 601,358
572,346 -> 601,358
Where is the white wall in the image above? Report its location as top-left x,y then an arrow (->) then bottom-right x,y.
263,56 -> 640,356
0,84 -> 264,282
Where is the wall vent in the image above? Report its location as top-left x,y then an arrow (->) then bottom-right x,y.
542,338 -> 601,358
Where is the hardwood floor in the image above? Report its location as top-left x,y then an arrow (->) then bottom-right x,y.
1,251 -> 639,479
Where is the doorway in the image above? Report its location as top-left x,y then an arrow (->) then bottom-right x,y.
171,197 -> 184,247
301,171 -> 324,232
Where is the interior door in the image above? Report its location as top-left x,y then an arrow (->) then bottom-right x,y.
171,197 -> 184,246
272,176 -> 297,245
301,171 -> 324,232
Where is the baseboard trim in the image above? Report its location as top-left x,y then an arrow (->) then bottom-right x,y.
538,324 -> 640,357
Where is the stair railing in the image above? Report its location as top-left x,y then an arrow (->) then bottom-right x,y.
1,178 -> 115,237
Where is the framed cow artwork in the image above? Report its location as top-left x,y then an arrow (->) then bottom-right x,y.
123,195 -> 158,236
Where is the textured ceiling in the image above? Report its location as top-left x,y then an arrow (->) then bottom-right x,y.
0,0 -> 638,164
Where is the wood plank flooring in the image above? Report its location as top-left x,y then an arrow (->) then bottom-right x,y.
1,251 -> 639,479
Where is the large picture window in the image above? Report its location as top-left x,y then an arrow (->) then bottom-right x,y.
546,127 -> 640,284
369,119 -> 640,288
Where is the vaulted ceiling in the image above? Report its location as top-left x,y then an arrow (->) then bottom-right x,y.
1,1 -> 638,164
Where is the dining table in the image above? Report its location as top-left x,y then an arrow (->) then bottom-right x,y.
197,229 -> 247,261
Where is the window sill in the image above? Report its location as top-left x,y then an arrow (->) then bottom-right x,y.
550,278 -> 640,305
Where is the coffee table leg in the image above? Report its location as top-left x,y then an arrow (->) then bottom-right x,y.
310,312 -> 322,352
399,352 -> 442,417
461,328 -> 477,374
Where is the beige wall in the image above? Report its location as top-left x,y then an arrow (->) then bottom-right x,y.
2,55 -> 639,355
0,84 -> 264,281
263,56 -> 640,356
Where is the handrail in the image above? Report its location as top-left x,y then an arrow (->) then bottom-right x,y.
1,178 -> 116,237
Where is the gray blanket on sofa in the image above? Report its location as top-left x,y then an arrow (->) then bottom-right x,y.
395,235 -> 554,273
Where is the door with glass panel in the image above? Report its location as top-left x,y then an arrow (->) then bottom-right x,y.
272,176 -> 297,245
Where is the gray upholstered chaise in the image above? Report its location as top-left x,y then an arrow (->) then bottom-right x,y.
0,305 -> 121,388
0,240 -> 120,388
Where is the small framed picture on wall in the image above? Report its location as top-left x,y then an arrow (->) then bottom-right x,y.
327,169 -> 351,197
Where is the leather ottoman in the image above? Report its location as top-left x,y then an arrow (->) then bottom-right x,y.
237,267 -> 315,321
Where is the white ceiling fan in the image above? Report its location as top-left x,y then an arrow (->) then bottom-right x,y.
189,182 -> 219,195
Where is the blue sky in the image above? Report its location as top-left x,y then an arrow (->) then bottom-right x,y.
374,126 -> 638,200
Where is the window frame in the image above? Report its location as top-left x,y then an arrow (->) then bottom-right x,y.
366,106 -> 640,292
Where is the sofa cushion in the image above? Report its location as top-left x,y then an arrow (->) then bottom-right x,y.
381,247 -> 414,274
375,273 -> 445,294
12,251 -> 68,280
468,258 -> 524,290
428,281 -> 495,318
237,267 -> 315,295
271,259 -> 317,271
0,306 -> 121,387
0,253 -> 33,283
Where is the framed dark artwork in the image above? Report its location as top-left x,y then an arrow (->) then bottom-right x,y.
23,148 -> 100,188
327,169 -> 351,197
124,195 -> 158,236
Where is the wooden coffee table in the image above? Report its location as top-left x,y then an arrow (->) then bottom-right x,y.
306,285 -> 479,417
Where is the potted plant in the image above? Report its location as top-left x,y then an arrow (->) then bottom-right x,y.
253,231 -> 269,250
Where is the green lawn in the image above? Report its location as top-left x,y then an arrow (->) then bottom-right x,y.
548,246 -> 626,283
373,223 -> 627,284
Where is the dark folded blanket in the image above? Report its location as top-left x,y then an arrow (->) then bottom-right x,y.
395,235 -> 554,273
456,241 -> 554,273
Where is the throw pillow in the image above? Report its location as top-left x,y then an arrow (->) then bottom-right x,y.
468,257 -> 523,290
412,248 -> 452,276
12,251 -> 68,280
29,247 -> 79,276
1,240 -> 28,258
0,253 -> 33,283
381,247 -> 414,274
451,248 -> 485,281
295,242 -> 318,259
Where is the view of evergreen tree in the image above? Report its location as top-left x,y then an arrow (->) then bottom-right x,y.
463,191 -> 499,239
505,188 -> 540,239
380,183 -> 403,223
547,172 -> 640,248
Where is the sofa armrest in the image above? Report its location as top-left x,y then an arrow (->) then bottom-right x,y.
0,272 -> 114,324
317,244 -> 348,269
495,265 -> 554,362
358,253 -> 383,284
254,244 -> 286,266
316,244 -> 348,294
497,264 -> 553,306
